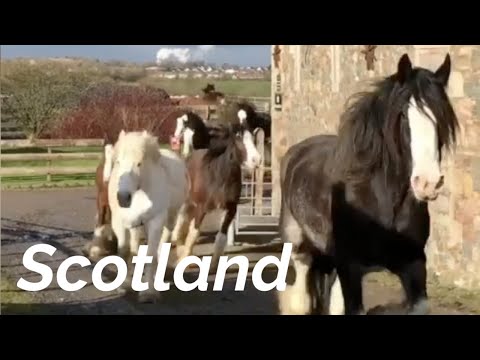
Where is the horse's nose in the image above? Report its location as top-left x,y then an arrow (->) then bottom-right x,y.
411,174 -> 444,201
117,191 -> 132,208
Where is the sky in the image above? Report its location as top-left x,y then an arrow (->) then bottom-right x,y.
1,45 -> 271,66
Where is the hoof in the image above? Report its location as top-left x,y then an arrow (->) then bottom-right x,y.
408,299 -> 429,315
138,290 -> 161,304
277,285 -> 312,315
81,243 -> 91,257
117,287 -> 129,296
87,245 -> 109,262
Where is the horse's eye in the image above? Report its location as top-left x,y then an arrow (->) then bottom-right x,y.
137,162 -> 142,167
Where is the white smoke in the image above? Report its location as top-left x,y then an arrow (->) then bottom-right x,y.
156,45 -> 216,65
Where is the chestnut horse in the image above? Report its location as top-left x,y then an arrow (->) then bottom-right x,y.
83,145 -> 117,260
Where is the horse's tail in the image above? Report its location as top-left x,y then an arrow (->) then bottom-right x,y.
103,144 -> 114,183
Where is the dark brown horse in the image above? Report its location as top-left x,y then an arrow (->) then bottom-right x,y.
278,54 -> 458,315
202,83 -> 226,103
172,123 -> 261,271
174,84 -> 226,107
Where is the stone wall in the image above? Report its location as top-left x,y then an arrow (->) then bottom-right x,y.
270,45 -> 480,290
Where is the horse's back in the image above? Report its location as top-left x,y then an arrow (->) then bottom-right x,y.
159,148 -> 188,181
158,148 -> 189,208
280,134 -> 338,250
281,134 -> 337,185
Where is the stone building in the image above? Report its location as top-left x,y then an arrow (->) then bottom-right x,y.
270,45 -> 480,289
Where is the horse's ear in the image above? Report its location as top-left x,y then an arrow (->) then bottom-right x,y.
397,53 -> 412,83
435,53 -> 451,87
142,129 -> 149,138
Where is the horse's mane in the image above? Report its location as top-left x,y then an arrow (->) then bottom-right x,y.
237,101 -> 257,118
183,110 -> 208,132
333,68 -> 459,184
203,125 -> 242,164
114,131 -> 161,164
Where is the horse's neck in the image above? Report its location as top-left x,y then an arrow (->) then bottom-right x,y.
210,148 -> 241,181
193,122 -> 209,136
367,168 -> 411,227
140,159 -> 167,194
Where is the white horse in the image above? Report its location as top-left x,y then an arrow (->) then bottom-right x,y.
105,130 -> 189,303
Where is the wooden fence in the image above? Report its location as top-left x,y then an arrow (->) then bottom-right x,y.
1,96 -> 272,183
0,139 -> 104,181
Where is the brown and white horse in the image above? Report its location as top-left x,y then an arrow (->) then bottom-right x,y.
173,123 -> 262,272
83,146 -> 118,261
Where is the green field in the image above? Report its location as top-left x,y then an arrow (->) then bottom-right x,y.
139,78 -> 271,97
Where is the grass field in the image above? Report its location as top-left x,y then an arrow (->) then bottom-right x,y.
139,78 -> 271,97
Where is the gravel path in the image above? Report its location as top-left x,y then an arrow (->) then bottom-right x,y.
1,188 -> 476,315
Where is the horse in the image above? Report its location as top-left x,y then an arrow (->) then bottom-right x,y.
82,145 -> 117,261
173,123 -> 262,272
202,83 -> 226,104
106,130 -> 189,303
174,84 -> 226,108
236,101 -> 272,140
236,101 -> 272,166
172,110 -> 224,157
278,53 -> 459,315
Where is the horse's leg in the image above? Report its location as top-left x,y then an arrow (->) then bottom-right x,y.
336,262 -> 365,315
129,227 -> 143,256
328,274 -> 345,315
397,256 -> 429,315
277,204 -> 312,315
210,202 -> 236,273
138,212 -> 167,303
110,214 -> 132,292
119,226 -> 143,290
176,206 -> 205,264
112,214 -> 129,260
156,208 -> 178,265
160,206 -> 184,246
171,204 -> 191,246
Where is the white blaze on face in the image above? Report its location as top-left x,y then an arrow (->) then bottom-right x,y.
407,96 -> 443,201
174,114 -> 188,138
237,109 -> 247,125
182,128 -> 194,157
242,130 -> 261,170
103,144 -> 114,182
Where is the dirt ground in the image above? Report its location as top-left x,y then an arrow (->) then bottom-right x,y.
1,188 -> 479,315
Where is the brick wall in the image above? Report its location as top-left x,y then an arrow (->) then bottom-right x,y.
271,45 -> 480,289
